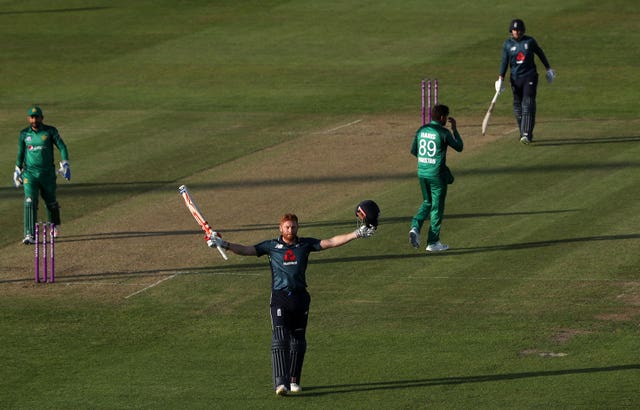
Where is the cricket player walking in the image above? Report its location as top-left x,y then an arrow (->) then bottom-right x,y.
205,205 -> 378,396
496,18 -> 556,144
409,104 -> 463,252
14,106 -> 70,244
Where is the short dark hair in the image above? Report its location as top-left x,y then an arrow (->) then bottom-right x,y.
431,104 -> 449,119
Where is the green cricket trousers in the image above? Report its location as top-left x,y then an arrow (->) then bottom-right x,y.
411,176 -> 447,245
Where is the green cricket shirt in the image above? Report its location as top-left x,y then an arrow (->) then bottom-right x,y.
16,124 -> 69,172
411,121 -> 463,179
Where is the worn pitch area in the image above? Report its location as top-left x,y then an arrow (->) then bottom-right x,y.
0,114 -> 509,300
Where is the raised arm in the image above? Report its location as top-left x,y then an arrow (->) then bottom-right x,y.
320,231 -> 359,250
207,235 -> 257,256
320,225 -> 375,250
225,242 -> 257,256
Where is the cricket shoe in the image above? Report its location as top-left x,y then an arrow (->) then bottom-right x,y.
289,383 -> 302,394
275,384 -> 288,396
22,235 -> 35,245
426,241 -> 449,252
520,136 -> 531,145
53,226 -> 60,238
409,228 -> 420,248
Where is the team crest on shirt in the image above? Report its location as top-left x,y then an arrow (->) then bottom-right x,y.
283,249 -> 298,265
41,135 -> 48,141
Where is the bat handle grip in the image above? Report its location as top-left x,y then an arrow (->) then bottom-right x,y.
491,90 -> 500,103
216,246 -> 229,260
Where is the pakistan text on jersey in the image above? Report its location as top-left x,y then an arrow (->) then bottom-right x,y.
418,157 -> 436,164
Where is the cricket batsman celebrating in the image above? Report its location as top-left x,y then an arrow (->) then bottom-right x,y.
14,106 -> 70,244
204,202 -> 379,396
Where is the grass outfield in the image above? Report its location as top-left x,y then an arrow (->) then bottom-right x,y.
1,1 -> 639,408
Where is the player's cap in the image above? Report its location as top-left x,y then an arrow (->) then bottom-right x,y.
509,19 -> 525,33
28,106 -> 43,117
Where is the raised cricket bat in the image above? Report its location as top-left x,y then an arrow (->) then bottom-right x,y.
178,185 -> 228,260
481,90 -> 500,136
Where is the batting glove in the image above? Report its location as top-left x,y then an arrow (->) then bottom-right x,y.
495,78 -> 505,94
354,225 -> 376,238
58,161 -> 71,181
546,68 -> 556,84
13,166 -> 23,188
206,232 -> 229,250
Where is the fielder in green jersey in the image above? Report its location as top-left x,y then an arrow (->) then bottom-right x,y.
409,104 -> 463,252
14,106 -> 71,244
205,212 -> 377,396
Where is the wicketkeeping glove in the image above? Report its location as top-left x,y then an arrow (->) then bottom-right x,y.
354,225 -> 376,239
546,68 -> 556,84
13,166 -> 23,188
206,232 -> 229,250
495,78 -> 505,94
58,161 -> 71,181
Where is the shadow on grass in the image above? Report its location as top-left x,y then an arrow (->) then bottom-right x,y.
3,232 -> 636,285
1,156 -> 637,201
532,135 -> 640,147
308,233 -> 640,263
0,262 -> 268,284
51,209 -> 579,244
440,233 -> 640,254
299,364 -> 640,396
0,6 -> 110,15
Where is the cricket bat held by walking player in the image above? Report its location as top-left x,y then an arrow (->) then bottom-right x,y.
481,90 -> 500,136
178,185 -> 228,260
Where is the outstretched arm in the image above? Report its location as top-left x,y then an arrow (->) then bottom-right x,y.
320,225 -> 375,250
320,231 -> 359,250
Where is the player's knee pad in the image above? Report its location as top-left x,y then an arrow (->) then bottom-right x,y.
46,201 -> 61,226
271,326 -> 291,387
289,328 -> 307,382
290,328 -> 307,354
272,326 -> 290,350
521,97 -> 537,137
512,102 -> 522,123
24,198 -> 35,234
521,96 -> 536,115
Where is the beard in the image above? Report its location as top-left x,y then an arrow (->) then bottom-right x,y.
282,233 -> 297,242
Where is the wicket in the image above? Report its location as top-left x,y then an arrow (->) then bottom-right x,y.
421,78 -> 439,125
34,222 -> 55,283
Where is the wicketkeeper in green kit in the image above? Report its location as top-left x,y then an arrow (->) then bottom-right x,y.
14,106 -> 71,244
409,104 -> 463,252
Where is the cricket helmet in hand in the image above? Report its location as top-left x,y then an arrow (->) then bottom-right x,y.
355,199 -> 380,229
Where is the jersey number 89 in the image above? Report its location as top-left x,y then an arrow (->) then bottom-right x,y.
419,138 -> 437,158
